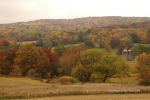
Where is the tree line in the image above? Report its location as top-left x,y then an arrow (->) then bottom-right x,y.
0,39 -> 129,83
0,39 -> 149,85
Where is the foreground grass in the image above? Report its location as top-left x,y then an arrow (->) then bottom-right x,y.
0,77 -> 150,99
21,94 -> 150,100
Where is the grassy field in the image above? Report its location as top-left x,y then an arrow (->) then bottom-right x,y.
16,41 -> 37,45
22,94 -> 150,100
0,77 -> 150,99
64,42 -> 84,48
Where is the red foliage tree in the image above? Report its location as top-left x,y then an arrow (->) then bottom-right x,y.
43,48 -> 60,76
0,48 -> 16,75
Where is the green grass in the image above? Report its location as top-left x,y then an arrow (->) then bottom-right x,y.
64,43 -> 84,48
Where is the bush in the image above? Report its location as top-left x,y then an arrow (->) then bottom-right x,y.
27,69 -> 41,78
90,72 -> 103,82
57,76 -> 78,84
72,65 -> 90,82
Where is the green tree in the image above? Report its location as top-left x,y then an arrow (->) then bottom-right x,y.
93,54 -> 129,82
72,49 -> 129,83
52,44 -> 65,56
72,64 -> 89,82
72,49 -> 104,82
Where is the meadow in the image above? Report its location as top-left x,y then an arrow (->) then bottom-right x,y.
22,94 -> 150,100
0,76 -> 150,99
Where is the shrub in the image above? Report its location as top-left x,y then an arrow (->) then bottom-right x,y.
72,65 -> 90,82
27,69 -> 40,78
57,76 -> 78,84
90,72 -> 103,82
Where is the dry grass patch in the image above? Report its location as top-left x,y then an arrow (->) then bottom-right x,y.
21,94 -> 150,100
0,77 -> 150,99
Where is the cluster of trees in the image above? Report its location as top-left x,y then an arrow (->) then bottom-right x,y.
0,44 -> 59,78
71,49 -> 129,82
87,27 -> 150,54
14,45 -> 59,78
0,40 -> 130,83
0,38 -> 150,85
8,23 -> 150,55
131,44 -> 150,54
56,45 -> 129,83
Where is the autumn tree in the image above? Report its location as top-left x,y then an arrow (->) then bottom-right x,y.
60,44 -> 87,75
118,36 -> 132,54
43,48 -> 59,76
98,32 -> 105,48
0,48 -> 16,75
137,53 -> 150,85
137,30 -> 148,43
0,39 -> 10,49
36,38 -> 52,48
0,52 -> 11,75
130,33 -> 140,43
14,44 -> 50,77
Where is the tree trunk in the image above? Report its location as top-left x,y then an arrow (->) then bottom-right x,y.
102,74 -> 108,83
102,77 -> 107,83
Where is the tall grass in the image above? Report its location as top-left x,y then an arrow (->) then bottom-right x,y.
0,77 -> 150,99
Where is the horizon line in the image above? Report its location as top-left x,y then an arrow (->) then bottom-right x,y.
1,16 -> 150,25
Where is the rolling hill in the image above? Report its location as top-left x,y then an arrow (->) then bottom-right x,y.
1,16 -> 150,42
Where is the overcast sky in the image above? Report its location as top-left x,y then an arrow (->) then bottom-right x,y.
0,0 -> 150,24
